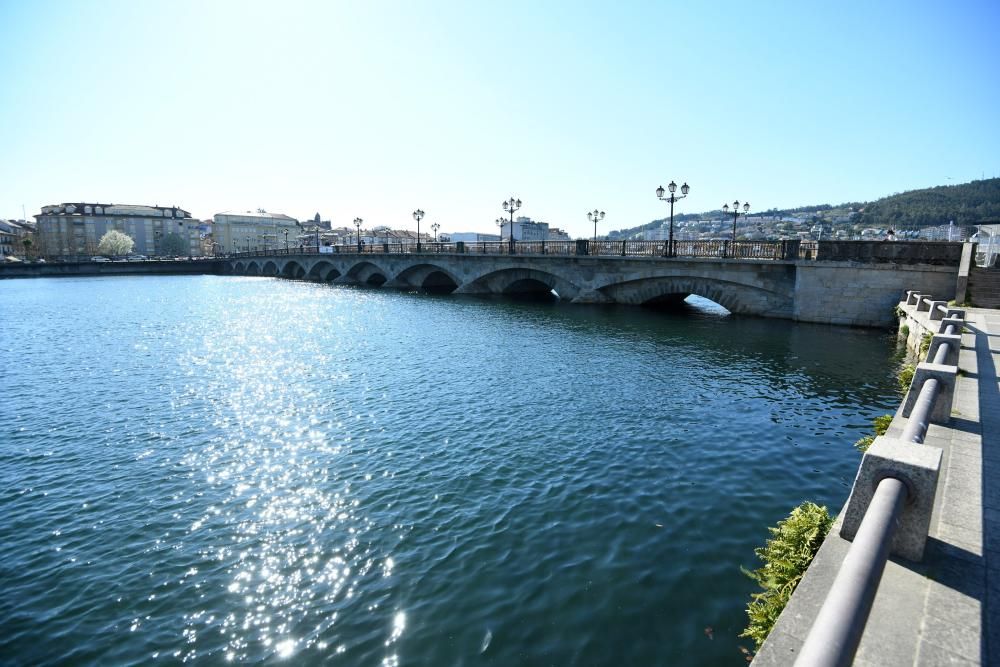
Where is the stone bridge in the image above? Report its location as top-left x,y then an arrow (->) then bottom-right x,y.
226,245 -> 962,327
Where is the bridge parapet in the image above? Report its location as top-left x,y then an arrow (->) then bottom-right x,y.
222,244 -> 962,327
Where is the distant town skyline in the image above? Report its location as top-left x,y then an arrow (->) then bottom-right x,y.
1,0 -> 998,238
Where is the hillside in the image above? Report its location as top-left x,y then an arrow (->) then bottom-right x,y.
854,178 -> 1000,229
609,178 -> 1000,239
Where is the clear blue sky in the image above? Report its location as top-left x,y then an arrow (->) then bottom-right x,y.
1,0 -> 998,237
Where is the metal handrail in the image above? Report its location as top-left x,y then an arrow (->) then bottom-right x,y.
794,478 -> 908,666
794,301 -> 961,666
224,239 -> 797,260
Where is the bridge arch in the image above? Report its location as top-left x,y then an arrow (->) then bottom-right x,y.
597,275 -> 793,317
394,263 -> 462,293
345,260 -> 390,286
463,267 -> 582,300
234,261 -> 245,274
261,260 -> 280,276
306,260 -> 340,282
245,261 -> 261,276
281,260 -> 306,279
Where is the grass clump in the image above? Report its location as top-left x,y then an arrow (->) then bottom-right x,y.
898,364 -> 916,394
741,502 -> 834,649
919,332 -> 933,359
854,414 -> 894,453
900,324 -> 910,337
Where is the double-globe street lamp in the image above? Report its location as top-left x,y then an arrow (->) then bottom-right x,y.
354,217 -> 363,252
723,200 -> 751,245
655,181 -> 690,257
502,197 -> 521,253
431,222 -> 440,243
413,209 -> 424,252
588,209 -> 605,243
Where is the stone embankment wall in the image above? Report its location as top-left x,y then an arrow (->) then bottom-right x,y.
0,260 -> 225,279
792,262 -> 956,328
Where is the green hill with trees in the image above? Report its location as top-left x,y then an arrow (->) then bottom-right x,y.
608,178 -> 1000,239
854,178 -> 1000,229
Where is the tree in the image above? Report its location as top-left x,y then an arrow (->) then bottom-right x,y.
97,230 -> 135,257
161,232 -> 188,257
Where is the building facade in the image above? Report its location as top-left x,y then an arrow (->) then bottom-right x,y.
500,216 -> 551,241
34,203 -> 202,258
213,210 -> 300,253
0,220 -> 34,259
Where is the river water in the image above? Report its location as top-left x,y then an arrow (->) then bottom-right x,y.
0,275 -> 900,665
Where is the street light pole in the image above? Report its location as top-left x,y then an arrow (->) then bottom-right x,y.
431,222 -> 440,243
502,197 -> 521,254
283,229 -> 289,252
587,209 -> 605,242
412,209 -> 424,252
723,200 -> 751,244
354,217 -> 363,252
655,181 -> 690,257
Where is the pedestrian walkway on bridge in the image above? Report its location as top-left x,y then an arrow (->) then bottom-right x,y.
756,306 -> 1000,665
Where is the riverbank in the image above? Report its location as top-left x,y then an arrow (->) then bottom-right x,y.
0,258 -> 225,278
755,301 -> 1000,665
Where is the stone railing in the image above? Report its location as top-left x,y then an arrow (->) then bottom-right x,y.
789,291 -> 965,666
813,241 -> 963,265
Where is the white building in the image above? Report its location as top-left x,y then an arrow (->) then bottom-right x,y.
0,220 -> 33,259
501,216 -> 550,241
972,224 -> 1000,267
449,232 -> 501,243
213,209 -> 300,253
35,203 -> 201,257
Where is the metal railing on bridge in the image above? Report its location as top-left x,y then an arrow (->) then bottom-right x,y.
224,239 -> 803,260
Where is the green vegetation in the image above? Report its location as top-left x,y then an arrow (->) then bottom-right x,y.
855,178 -> 1000,229
898,364 -> 916,393
919,332 -> 933,358
854,414 -> 894,453
160,232 -> 189,257
900,324 -> 910,337
741,502 -> 834,649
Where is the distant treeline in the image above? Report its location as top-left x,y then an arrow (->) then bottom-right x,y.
854,178 -> 1000,229
609,178 -> 1000,238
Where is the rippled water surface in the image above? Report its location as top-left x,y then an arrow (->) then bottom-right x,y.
0,275 -> 901,665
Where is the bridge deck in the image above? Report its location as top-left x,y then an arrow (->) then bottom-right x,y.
755,305 -> 1000,665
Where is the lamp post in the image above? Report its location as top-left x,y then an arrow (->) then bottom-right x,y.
283,229 -> 289,252
412,209 -> 424,252
587,209 -> 605,242
496,218 -> 506,243
354,217 -> 363,252
723,200 -> 751,244
502,197 -> 521,253
655,180 -> 690,257
431,222 -> 440,243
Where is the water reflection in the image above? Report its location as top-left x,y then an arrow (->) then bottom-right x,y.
0,276 -> 900,665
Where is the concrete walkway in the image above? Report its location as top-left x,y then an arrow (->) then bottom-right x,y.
755,306 -> 1000,665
